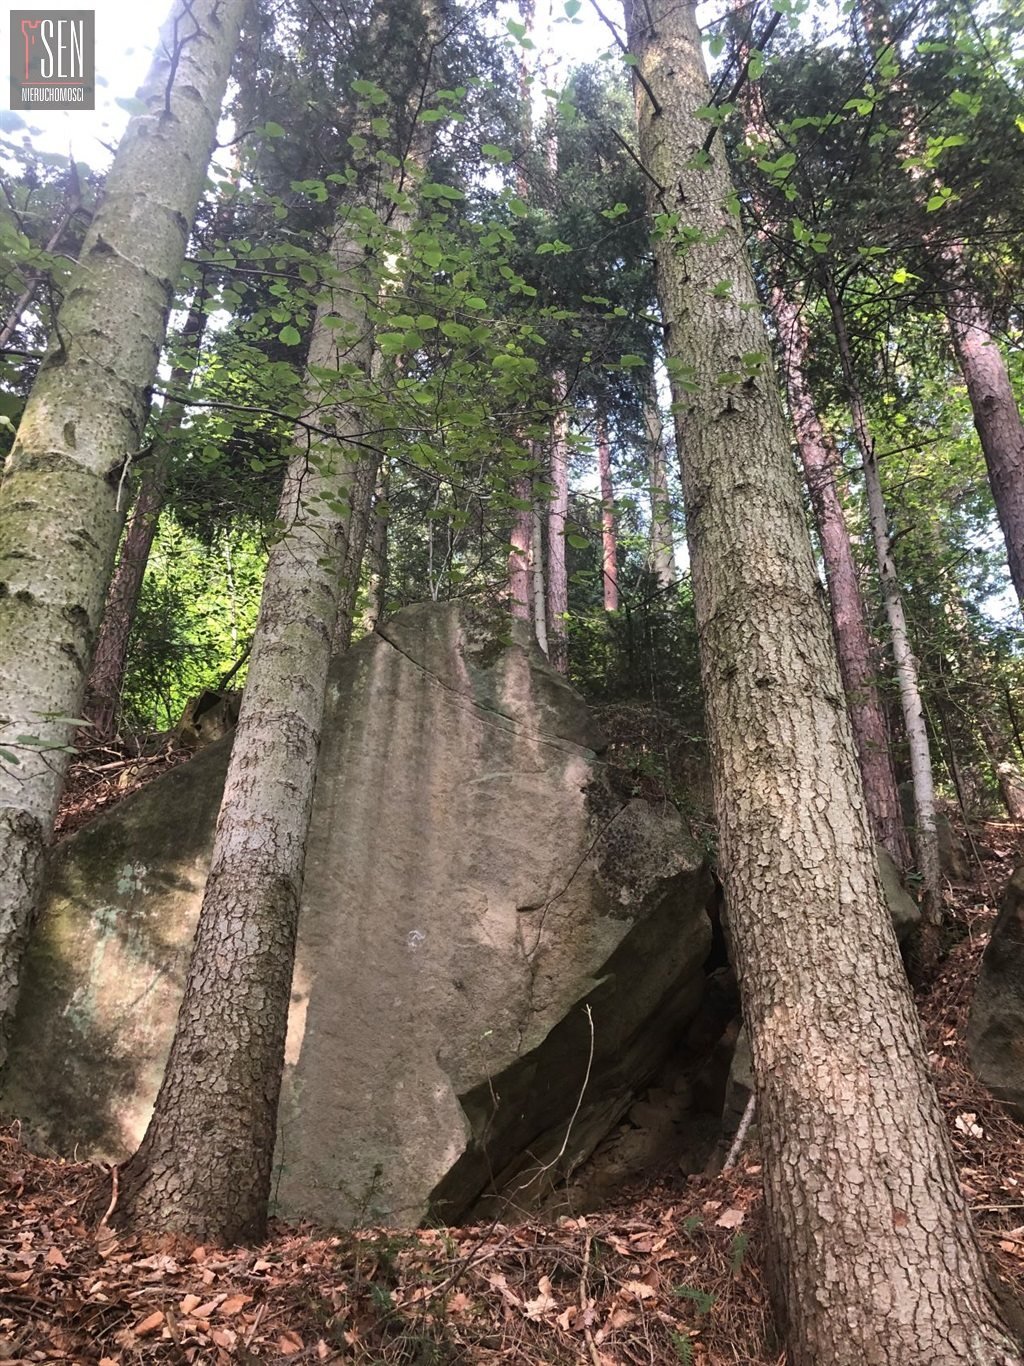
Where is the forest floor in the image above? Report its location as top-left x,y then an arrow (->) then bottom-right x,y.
3,764 -> 1023,1364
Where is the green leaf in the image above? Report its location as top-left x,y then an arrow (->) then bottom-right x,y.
508,197 -> 528,217
116,96 -> 150,116
619,354 -> 645,367
565,0 -> 581,13
567,532 -> 589,549
482,143 -> 513,163
748,49 -> 764,80
506,17 -> 527,37
263,121 -> 286,138
278,325 -> 301,346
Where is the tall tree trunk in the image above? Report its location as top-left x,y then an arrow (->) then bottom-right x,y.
362,461 -> 390,635
546,372 -> 570,673
623,0 -> 1020,1360
116,213 -> 372,1243
0,0 -> 246,1068
84,289 -> 210,738
856,0 -> 1024,612
644,372 -> 676,587
980,716 -> 1024,822
508,474 -> 533,622
946,271 -> 1024,611
773,289 -> 909,868
332,442 -> 381,654
823,274 -> 941,924
596,410 -> 619,612
729,0 -> 906,865
531,491 -> 548,654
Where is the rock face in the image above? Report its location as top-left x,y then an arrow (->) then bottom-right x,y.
2,742 -> 231,1158
877,844 -> 921,945
3,602 -> 713,1226
968,863 -> 1024,1116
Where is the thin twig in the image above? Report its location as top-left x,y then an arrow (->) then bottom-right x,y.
510,1005 -> 596,1197
100,1164 -> 119,1227
588,0 -> 662,115
722,1092 -> 756,1172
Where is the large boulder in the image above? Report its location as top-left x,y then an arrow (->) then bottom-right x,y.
3,602 -> 713,1226
968,863 -> 1024,1116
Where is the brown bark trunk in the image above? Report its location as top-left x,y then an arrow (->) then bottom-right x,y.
946,275 -> 1024,612
773,289 -> 910,868
624,0 -> 1021,1358
85,291 -> 209,737
824,274 -> 941,925
546,374 -> 570,673
596,410 -> 619,612
644,372 -> 676,587
530,488 -> 548,654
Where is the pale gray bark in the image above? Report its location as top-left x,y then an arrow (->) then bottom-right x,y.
623,0 -> 1020,1359
643,374 -> 676,587
509,474 -> 533,622
116,212 -> 373,1241
546,373 -> 570,674
824,275 -> 941,923
0,0 -> 247,1067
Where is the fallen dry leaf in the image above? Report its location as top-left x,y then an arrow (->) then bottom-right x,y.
135,1309 -> 164,1336
523,1274 -> 557,1319
715,1206 -> 745,1230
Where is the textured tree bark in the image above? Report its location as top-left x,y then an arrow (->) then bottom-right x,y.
531,493 -> 548,654
508,473 -> 533,622
85,290 -> 210,738
773,289 -> 909,868
623,0 -> 1022,1359
361,461 -> 390,636
824,275 -> 941,924
115,215 -> 373,1242
0,0 -> 247,1068
644,373 -> 676,588
947,276 -> 1024,612
546,373 -> 570,673
333,438 -> 381,654
596,409 -> 619,612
